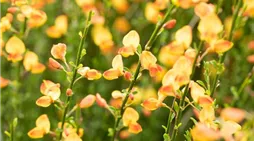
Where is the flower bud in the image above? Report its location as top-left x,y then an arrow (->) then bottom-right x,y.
66,88 -> 73,96
163,19 -> 176,29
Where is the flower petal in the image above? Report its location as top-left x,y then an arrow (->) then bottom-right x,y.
79,94 -> 96,108
123,107 -> 139,126
122,30 -> 140,49
36,96 -> 52,107
36,114 -> 50,133
27,127 -> 45,139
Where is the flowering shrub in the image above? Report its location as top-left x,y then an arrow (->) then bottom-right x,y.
1,0 -> 254,141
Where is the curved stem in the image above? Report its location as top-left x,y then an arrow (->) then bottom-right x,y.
210,0 -> 242,97
58,11 -> 92,141
170,41 -> 204,140
111,5 -> 176,141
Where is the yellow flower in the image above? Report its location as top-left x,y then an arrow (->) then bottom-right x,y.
5,36 -> 26,62
28,114 -> 50,139
103,55 -> 124,80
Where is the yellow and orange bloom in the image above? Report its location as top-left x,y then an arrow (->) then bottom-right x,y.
113,17 -> 131,34
173,0 -> 208,9
111,0 -> 129,13
78,67 -> 102,80
46,15 -> 68,38
58,122 -> 83,139
5,36 -> 26,62
123,107 -> 142,134
141,98 -> 159,111
194,2 -> 215,18
140,51 -> 162,77
79,94 -> 96,108
191,123 -> 221,141
23,51 -> 45,74
28,114 -> 50,139
103,55 -> 124,80
48,57 -> 63,70
51,43 -> 67,61
220,108 -> 245,123
145,2 -> 161,23
0,76 -> 9,88
119,30 -> 140,57
198,13 -> 223,43
96,93 -> 108,108
36,80 -> 61,107
243,0 -> 254,17
91,25 -> 114,54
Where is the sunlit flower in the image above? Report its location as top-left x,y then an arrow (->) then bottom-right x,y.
103,55 -> 124,80
78,67 -> 102,80
96,93 -> 108,108
51,43 -> 67,61
191,123 -> 221,141
23,51 -> 45,74
79,94 -> 96,108
145,2 -> 160,23
113,17 -> 131,34
46,15 -> 68,38
220,108 -> 245,123
119,30 -> 140,57
36,80 -> 61,107
111,0 -> 129,13
123,107 -> 142,134
0,76 -> 9,88
5,36 -> 26,62
28,114 -> 50,139
140,51 -> 162,77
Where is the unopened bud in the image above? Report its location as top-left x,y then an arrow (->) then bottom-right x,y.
129,94 -> 134,101
7,7 -> 19,13
163,19 -> 176,29
66,88 -> 73,96
124,71 -> 132,81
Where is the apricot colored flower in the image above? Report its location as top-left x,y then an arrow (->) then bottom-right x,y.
48,57 -> 63,70
96,93 -> 108,108
191,123 -> 221,141
111,0 -> 129,13
58,122 -> 83,139
189,81 -> 205,103
194,2 -> 215,18
5,36 -> 26,62
198,13 -> 223,43
78,67 -> 102,80
103,55 -> 124,80
28,114 -> 50,139
209,39 -> 234,54
0,16 -> 12,32
91,25 -> 114,54
243,0 -> 254,17
23,51 -> 45,74
64,133 -> 82,141
113,17 -> 131,33
79,94 -> 96,108
145,2 -> 160,23
199,105 -> 215,125
36,80 -> 61,107
123,107 -> 142,134
175,25 -> 192,49
140,51 -> 162,77
0,76 -> 9,88
46,15 -> 68,38
142,98 -> 159,111
220,108 -> 245,123
51,43 -> 67,61
119,30 -> 140,57
220,121 -> 241,140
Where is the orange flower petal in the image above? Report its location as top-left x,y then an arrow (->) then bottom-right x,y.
48,57 -> 63,70
96,93 -> 108,108
191,123 -> 221,141
46,26 -> 63,38
64,132 -> 82,141
213,39 -> 234,54
128,122 -> 142,134
55,15 -> 68,34
27,127 -> 45,139
85,69 -> 102,80
112,54 -> 124,72
194,2 -> 215,18
189,81 -> 206,103
23,51 -> 39,71
79,94 -> 96,108
31,63 -> 46,74
142,98 -> 159,111
148,64 -> 162,77
5,36 -> 25,61
140,51 -> 157,70
175,25 -> 192,49
118,46 -> 135,57
103,68 -> 122,80
51,43 -> 67,61
36,96 -> 53,107
123,107 -> 139,126
220,108 -> 245,123
0,76 -> 9,88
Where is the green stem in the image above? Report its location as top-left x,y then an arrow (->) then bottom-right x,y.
165,98 -> 176,134
111,5 -> 176,141
171,41 -> 204,140
58,11 -> 92,141
210,0 -> 242,97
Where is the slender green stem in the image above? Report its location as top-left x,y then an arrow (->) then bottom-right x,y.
165,98 -> 176,134
58,11 -> 92,141
111,5 -> 176,141
210,0 -> 242,97
171,41 -> 204,140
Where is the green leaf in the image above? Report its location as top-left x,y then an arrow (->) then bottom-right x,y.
173,101 -> 179,112
137,44 -> 142,55
196,80 -> 207,90
69,61 -> 76,67
80,49 -> 87,58
230,86 -> 239,99
4,131 -> 11,137
162,125 -> 167,132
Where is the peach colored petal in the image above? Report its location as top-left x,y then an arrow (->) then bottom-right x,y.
27,127 -> 45,139
79,94 -> 96,108
36,114 -> 50,133
36,96 -> 52,107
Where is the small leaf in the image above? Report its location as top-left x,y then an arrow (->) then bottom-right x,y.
173,101 -> 179,112
196,80 -> 207,89
4,131 -> 11,137
79,31 -> 83,37
108,128 -> 114,137
137,44 -> 142,54
69,61 -> 76,67
162,125 -> 167,132
80,49 -> 86,58
12,118 -> 18,128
